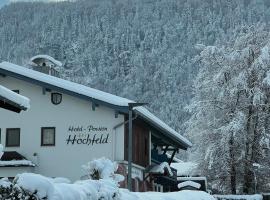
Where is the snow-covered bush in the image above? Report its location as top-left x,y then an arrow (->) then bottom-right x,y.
81,158 -> 124,200
0,173 -> 121,200
82,157 -> 124,184
0,177 -> 42,200
0,158 -> 124,200
14,173 -> 55,199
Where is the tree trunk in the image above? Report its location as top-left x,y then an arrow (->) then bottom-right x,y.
229,134 -> 237,194
243,103 -> 259,194
243,105 -> 255,194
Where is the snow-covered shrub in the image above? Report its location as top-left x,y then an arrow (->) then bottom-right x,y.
14,173 -> 55,199
81,158 -> 124,200
0,177 -> 42,200
82,157 -> 124,184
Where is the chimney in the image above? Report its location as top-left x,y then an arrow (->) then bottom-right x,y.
29,55 -> 62,77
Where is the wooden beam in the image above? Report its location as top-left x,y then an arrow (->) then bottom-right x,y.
168,149 -> 177,165
0,100 -> 21,113
92,103 -> 96,111
42,87 -> 51,95
42,87 -> 46,95
115,110 -> 119,118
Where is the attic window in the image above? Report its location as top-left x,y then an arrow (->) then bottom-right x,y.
51,93 -> 62,105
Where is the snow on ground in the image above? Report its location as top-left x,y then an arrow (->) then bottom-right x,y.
0,85 -> 30,109
124,190 -> 216,200
214,194 -> 263,200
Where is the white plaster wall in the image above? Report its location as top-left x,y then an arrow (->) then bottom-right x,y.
0,76 -> 125,181
0,167 -> 34,178
114,124 -> 125,161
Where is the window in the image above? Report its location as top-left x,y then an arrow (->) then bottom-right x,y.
6,128 -> 20,147
51,93 -> 62,105
41,127 -> 55,146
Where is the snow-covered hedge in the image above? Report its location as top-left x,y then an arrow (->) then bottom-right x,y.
0,158 -> 122,200
0,158 -> 216,200
0,174 -> 120,200
0,177 -> 41,200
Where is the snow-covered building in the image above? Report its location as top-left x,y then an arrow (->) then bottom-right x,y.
0,60 -> 192,192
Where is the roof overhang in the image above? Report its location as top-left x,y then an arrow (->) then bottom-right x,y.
0,67 -> 127,113
0,85 -> 29,113
0,97 -> 27,113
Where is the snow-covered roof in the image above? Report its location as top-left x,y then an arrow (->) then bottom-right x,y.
0,85 -> 30,110
0,159 -> 35,167
178,181 -> 201,189
171,162 -> 197,176
177,176 -> 207,181
0,61 -> 192,149
0,151 -> 34,167
30,55 -> 63,67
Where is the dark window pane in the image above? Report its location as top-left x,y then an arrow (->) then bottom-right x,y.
41,127 -> 55,146
6,128 -> 20,147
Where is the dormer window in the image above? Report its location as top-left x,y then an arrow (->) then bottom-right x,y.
51,93 -> 62,105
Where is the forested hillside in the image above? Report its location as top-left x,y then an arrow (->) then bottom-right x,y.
2,0 -> 270,133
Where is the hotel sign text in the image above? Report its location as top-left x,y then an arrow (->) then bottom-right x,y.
66,125 -> 110,146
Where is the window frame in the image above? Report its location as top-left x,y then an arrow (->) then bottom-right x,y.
6,128 -> 20,147
41,127 -> 56,146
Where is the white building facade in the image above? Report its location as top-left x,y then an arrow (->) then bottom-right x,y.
0,61 -> 192,191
